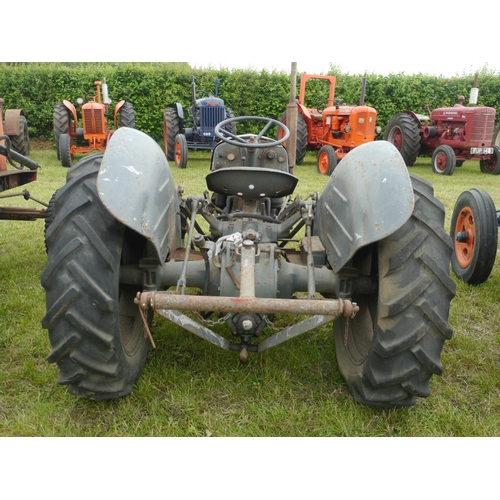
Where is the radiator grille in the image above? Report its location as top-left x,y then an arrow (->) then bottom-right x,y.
82,106 -> 105,134
470,112 -> 495,141
200,106 -> 225,136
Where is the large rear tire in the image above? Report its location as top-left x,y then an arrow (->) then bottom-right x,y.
223,108 -> 237,135
334,175 -> 456,407
117,101 -> 136,128
384,113 -> 421,166
450,188 -> 498,284
163,107 -> 180,161
53,102 -> 71,160
492,122 -> 500,148
10,115 -> 30,156
41,156 -> 150,399
278,111 -> 308,165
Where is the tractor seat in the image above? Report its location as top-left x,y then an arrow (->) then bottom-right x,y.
206,167 -> 298,199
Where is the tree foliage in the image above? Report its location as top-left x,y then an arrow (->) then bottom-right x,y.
0,62 -> 499,141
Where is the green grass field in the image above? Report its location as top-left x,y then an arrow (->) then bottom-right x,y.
1,139 -> 499,438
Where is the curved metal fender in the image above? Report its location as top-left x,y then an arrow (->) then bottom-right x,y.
314,140 -> 414,273
97,127 -> 181,264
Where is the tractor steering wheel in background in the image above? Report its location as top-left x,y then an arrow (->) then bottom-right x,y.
214,116 -> 290,148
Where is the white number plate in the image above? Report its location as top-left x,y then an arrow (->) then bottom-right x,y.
471,147 -> 494,154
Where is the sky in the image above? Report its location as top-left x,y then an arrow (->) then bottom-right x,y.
5,0 -> 498,78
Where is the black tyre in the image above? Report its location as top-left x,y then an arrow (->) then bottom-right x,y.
44,189 -> 58,252
479,145 -> 500,174
384,113 -> 421,166
317,145 -> 337,175
432,144 -> 456,175
10,115 -> 30,156
278,111 -> 308,165
117,102 -> 136,128
223,108 -> 237,135
334,175 -> 456,407
59,133 -> 73,168
174,133 -> 188,168
163,107 -> 180,161
492,122 -> 500,148
53,102 -> 71,160
450,189 -> 498,284
41,156 -> 151,399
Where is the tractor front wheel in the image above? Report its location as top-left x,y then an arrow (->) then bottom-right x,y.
42,156 -> 151,399
479,145 -> 500,174
317,145 -> 337,175
432,145 -> 456,175
174,134 -> 188,168
384,113 -> 421,166
334,175 -> 455,407
59,133 -> 73,168
450,188 -> 498,284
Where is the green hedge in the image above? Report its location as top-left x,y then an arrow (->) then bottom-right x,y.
1,62 -> 499,142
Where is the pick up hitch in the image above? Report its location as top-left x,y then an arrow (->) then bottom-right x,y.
134,236 -> 359,360
135,291 -> 358,360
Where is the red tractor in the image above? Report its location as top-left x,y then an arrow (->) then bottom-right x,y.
0,97 -> 45,221
53,78 -> 135,167
384,80 -> 499,175
279,74 -> 381,175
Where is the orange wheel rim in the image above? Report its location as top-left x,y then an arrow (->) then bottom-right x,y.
454,206 -> 476,268
318,152 -> 329,174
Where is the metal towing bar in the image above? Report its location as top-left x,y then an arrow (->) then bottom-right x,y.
135,238 -> 359,358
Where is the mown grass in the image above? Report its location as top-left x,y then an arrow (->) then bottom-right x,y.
1,140 -> 499,437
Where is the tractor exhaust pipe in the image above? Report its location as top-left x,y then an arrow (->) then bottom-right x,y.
102,77 -> 111,105
359,73 -> 367,106
191,76 -> 197,110
469,73 -> 479,106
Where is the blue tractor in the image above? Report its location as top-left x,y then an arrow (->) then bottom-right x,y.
163,76 -> 236,168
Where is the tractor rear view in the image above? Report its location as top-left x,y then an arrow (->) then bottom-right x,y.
0,97 -> 45,220
163,76 -> 236,168
279,74 -> 381,175
53,78 -> 135,168
384,77 -> 499,175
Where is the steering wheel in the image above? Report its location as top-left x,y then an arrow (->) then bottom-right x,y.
214,116 -> 290,149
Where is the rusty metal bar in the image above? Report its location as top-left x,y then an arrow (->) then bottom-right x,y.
0,206 -> 47,220
137,291 -> 357,318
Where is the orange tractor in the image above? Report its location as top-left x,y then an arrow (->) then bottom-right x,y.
279,74 -> 381,175
53,78 -> 135,167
